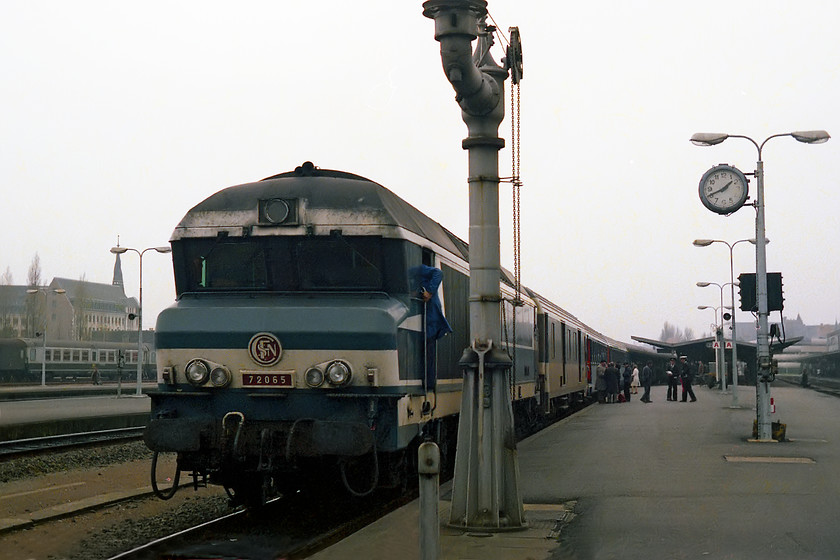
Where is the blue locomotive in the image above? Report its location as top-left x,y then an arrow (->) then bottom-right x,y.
144,162 -> 628,504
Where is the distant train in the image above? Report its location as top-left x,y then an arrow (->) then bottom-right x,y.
0,338 -> 155,383
144,162 -> 641,505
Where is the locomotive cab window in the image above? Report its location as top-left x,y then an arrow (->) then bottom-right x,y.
196,241 -> 268,289
297,236 -> 382,290
173,236 -> 401,294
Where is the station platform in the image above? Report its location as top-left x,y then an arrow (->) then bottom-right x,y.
308,383 -> 840,560
0,384 -> 152,440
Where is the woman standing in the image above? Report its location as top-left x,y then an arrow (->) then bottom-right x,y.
631,363 -> 640,394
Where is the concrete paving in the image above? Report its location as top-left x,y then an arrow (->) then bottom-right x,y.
309,383 -> 840,560
0,387 -> 151,439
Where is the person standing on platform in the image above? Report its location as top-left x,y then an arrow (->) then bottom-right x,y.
666,357 -> 679,401
631,363 -> 640,395
640,361 -> 653,403
622,363 -> 632,402
595,360 -> 607,403
411,264 -> 452,390
679,355 -> 697,402
605,362 -> 620,403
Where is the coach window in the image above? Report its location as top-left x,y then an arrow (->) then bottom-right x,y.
515,306 -> 533,348
63,350 -> 71,361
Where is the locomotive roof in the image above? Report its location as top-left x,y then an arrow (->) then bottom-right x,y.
173,162 -> 469,262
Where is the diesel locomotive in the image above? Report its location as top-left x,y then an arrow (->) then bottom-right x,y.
144,162 -> 628,504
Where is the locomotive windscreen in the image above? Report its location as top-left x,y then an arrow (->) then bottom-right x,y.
172,236 -> 409,294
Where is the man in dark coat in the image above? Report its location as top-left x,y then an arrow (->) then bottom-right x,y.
640,361 -> 653,403
679,355 -> 697,402
412,265 -> 453,389
605,362 -> 620,403
666,357 -> 679,401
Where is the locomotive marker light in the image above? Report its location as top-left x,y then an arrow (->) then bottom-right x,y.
110,245 -> 172,396
424,0 -> 525,532
25,287 -> 66,386
691,130 -> 830,440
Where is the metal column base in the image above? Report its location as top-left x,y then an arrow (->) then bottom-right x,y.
447,341 -> 526,531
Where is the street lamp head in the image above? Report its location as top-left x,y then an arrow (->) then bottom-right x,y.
693,239 -> 715,247
153,246 -> 172,254
690,133 -> 729,146
697,305 -> 711,310
110,247 -> 128,254
696,281 -> 711,287
791,130 -> 830,144
26,288 -> 66,295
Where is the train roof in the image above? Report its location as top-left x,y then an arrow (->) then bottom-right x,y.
173,162 -> 469,262
174,162 -> 630,348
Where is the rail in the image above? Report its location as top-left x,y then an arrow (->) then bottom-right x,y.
0,426 -> 145,459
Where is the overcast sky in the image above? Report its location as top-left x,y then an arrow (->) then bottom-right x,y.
2,1 -> 838,344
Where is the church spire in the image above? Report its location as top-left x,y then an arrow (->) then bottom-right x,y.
112,236 -> 124,288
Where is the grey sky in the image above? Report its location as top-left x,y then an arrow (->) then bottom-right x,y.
2,1 -> 838,343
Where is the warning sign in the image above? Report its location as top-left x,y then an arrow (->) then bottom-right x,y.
712,342 -> 720,349
725,342 -> 733,349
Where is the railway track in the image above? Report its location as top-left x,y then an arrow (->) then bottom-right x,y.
105,487 -> 414,560
776,374 -> 840,397
0,426 -> 145,459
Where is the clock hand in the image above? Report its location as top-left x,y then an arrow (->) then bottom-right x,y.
709,180 -> 733,196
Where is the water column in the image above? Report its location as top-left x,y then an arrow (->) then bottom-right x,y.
423,0 -> 525,531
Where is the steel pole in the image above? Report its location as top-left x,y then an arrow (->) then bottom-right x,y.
136,251 -> 144,396
718,286 -> 726,392
418,442 -> 441,560
41,322 -> 47,386
754,159 -> 772,440
729,245 -> 740,407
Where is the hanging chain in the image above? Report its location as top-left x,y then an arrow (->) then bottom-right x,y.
509,73 -> 522,399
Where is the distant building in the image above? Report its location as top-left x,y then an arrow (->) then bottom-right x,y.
829,328 -> 840,353
766,315 -> 839,374
735,314 -> 837,345
0,253 -> 138,341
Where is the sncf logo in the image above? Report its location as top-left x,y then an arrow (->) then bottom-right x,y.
248,332 -> 283,366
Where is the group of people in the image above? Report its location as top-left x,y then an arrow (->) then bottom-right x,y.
594,356 -> 696,404
594,361 -> 651,403
666,355 -> 696,402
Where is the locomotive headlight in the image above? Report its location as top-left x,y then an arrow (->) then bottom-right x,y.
305,367 -> 324,387
210,366 -> 231,387
185,359 -> 210,386
326,361 -> 351,386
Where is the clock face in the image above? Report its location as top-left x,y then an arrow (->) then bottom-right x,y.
699,164 -> 749,214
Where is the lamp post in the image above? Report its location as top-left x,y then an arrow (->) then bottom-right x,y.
694,238 -> 762,407
26,288 -> 67,386
697,303 -> 732,391
691,130 -> 830,440
696,281 -> 737,392
110,245 -> 171,396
